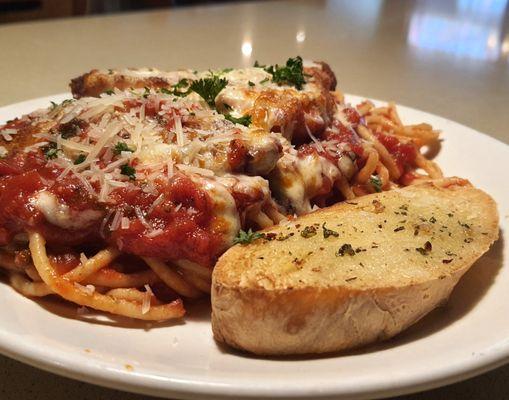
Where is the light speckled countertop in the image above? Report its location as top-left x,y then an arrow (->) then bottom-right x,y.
0,1 -> 508,399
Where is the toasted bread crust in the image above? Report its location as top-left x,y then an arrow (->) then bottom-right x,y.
211,178 -> 499,355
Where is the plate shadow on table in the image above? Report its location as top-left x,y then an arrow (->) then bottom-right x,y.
217,231 -> 504,360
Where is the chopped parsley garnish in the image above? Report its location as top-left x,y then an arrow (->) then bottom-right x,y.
370,175 -> 382,192
171,79 -> 192,97
301,225 -> 317,238
190,75 -> 228,108
142,86 -> 151,98
233,229 -> 264,245
259,77 -> 269,84
276,233 -> 293,241
74,154 -> 86,165
416,241 -> 432,255
42,142 -> 61,159
336,243 -> 355,257
458,221 -> 471,229
224,114 -> 251,127
120,164 -> 136,180
104,89 -> 114,95
263,56 -> 306,90
49,99 -> 74,111
113,141 -> 134,155
248,81 -> 255,87
322,223 -> 339,238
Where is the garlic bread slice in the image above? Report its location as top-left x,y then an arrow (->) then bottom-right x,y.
211,178 -> 499,355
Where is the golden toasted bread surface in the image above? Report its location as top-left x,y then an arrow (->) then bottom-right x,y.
212,178 -> 499,355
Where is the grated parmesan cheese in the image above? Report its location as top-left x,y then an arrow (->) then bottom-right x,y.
142,284 -> 154,314
74,282 -> 95,296
120,217 -> 130,229
79,252 -> 88,264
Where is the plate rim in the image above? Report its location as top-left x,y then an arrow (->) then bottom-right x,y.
0,93 -> 508,400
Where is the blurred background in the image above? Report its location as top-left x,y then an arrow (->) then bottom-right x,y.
0,0 -> 261,23
1,0 -> 508,63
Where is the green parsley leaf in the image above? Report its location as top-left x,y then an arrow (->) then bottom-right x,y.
74,154 -> 86,165
174,79 -> 188,89
301,225 -> 317,238
190,76 -> 228,108
142,86 -> 151,98
336,243 -> 355,257
42,142 -> 61,159
259,77 -> 269,84
248,81 -> 255,87
104,89 -> 114,95
173,79 -> 191,97
233,229 -> 264,245
224,114 -> 251,127
264,56 -> 306,90
416,241 -> 432,255
50,101 -> 58,110
120,164 -> 136,180
161,79 -> 192,97
61,99 -> 74,107
253,61 -> 265,68
370,175 -> 382,192
113,142 -> 134,155
322,223 -> 339,238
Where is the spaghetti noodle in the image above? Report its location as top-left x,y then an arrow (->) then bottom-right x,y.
0,58 -> 443,321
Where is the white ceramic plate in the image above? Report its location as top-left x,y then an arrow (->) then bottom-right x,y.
0,94 -> 507,400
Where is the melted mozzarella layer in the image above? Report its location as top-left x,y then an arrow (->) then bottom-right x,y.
33,191 -> 102,229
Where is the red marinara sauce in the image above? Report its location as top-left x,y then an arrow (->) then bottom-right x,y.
0,150 -> 223,267
108,173 -> 223,267
374,132 -> 417,175
0,152 -> 101,246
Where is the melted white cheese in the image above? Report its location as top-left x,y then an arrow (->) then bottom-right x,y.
195,175 -> 240,248
33,191 -> 102,230
273,151 -> 341,214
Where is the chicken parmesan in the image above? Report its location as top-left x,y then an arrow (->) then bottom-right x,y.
0,57 -> 442,320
